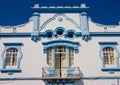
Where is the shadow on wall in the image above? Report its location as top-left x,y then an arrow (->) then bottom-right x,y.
75,69 -> 84,85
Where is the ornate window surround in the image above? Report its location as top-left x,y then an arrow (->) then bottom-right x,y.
42,40 -> 79,54
99,42 -> 120,73
1,43 -> 23,75
42,40 -> 79,67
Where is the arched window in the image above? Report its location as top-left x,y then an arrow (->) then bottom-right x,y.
1,43 -> 23,74
99,42 -> 120,72
103,47 -> 115,65
5,48 -> 18,66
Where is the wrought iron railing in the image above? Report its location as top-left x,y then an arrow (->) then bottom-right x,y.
42,67 -> 80,79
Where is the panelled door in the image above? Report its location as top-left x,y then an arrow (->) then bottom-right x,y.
55,47 -> 66,68
55,46 -> 66,76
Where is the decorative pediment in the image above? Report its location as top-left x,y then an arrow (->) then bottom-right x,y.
40,14 -> 80,32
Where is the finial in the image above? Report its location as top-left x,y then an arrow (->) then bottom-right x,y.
34,4 -> 40,8
118,21 -> 120,25
80,4 -> 86,8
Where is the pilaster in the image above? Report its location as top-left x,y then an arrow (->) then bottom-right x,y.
31,5 -> 40,42
52,47 -> 55,67
66,47 -> 70,67
80,4 -> 90,41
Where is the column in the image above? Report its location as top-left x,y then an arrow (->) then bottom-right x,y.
31,11 -> 40,41
66,47 -> 70,67
52,47 -> 55,67
80,12 -> 88,33
33,12 -> 40,31
80,4 -> 90,41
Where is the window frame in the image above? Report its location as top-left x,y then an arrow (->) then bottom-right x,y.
1,43 -> 23,74
47,47 -> 75,67
99,42 -> 120,72
43,40 -> 79,67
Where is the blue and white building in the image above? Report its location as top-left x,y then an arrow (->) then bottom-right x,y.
0,4 -> 120,85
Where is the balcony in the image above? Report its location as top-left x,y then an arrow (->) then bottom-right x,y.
42,67 -> 80,80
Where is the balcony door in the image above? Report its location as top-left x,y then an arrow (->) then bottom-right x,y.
55,47 -> 66,68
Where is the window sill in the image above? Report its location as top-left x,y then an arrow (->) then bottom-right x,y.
102,68 -> 120,71
1,69 -> 21,73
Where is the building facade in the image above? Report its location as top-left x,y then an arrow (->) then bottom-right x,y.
0,4 -> 120,85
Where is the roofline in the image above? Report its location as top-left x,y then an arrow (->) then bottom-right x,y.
31,4 -> 89,13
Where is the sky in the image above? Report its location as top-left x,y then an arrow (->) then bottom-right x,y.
0,0 -> 120,26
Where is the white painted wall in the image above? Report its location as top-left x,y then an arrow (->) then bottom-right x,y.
0,13 -> 120,85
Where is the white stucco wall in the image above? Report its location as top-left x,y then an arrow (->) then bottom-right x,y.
0,13 -> 120,85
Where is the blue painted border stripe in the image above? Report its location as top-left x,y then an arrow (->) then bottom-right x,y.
99,42 -> 118,45
0,77 -> 120,81
0,32 -> 120,37
90,32 -> 120,36
0,33 -> 31,37
0,78 -> 41,81
31,8 -> 89,13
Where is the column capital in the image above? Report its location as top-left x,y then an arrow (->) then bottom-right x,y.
81,12 -> 87,15
33,12 -> 40,16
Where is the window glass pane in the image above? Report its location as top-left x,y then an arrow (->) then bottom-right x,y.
12,56 -> 17,65
47,47 -> 74,67
47,48 -> 52,66
6,56 -> 11,66
69,48 -> 74,66
5,48 -> 18,66
103,47 -> 115,65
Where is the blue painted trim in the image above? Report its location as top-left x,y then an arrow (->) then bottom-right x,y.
3,43 -> 23,46
1,69 -> 21,73
0,76 -> 120,81
99,42 -> 120,72
31,12 -> 40,42
81,76 -> 120,80
43,40 -> 79,52
80,12 -> 90,41
102,68 -> 120,71
90,32 -> 120,36
99,42 -> 118,45
0,32 -> 120,38
52,47 -> 55,67
0,78 -> 41,81
44,30 -> 54,39
0,33 -> 31,37
65,30 -> 76,39
33,12 -> 40,31
40,14 -> 58,31
43,40 -> 79,45
1,43 -> 23,74
54,27 -> 65,37
31,7 -> 89,13
33,12 -> 40,16
42,40 -> 79,54
48,79 -> 74,84
66,47 -> 70,67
